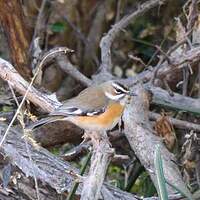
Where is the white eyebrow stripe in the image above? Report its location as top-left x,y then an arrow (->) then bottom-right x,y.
112,83 -> 129,93
105,92 -> 125,100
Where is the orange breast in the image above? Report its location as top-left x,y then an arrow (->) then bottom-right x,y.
70,103 -> 124,130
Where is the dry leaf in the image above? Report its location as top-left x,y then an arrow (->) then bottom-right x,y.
154,113 -> 176,150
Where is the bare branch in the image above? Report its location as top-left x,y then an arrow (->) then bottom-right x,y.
0,58 -> 59,113
56,56 -> 92,87
99,0 -> 168,72
30,0 -> 51,53
81,134 -> 114,200
149,86 -> 200,115
124,45 -> 200,87
149,112 -> 200,132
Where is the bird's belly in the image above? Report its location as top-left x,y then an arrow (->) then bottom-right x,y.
68,103 -> 124,131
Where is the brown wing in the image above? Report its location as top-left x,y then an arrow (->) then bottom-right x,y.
50,86 -> 108,116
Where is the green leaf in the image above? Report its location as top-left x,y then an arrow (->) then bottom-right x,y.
154,145 -> 169,200
51,22 -> 66,33
154,146 -> 193,200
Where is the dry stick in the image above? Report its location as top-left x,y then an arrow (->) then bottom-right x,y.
62,141 -> 91,161
80,134 -> 114,200
115,0 -> 122,23
83,1 -> 106,67
0,58 -> 59,112
149,85 -> 200,115
0,47 -> 72,147
56,56 -> 92,87
99,0 -> 167,71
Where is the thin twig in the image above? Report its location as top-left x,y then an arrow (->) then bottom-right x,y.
8,84 -> 40,200
99,0 -> 167,72
63,10 -> 99,66
163,78 -> 174,96
62,141 -> 91,161
29,0 -> 51,54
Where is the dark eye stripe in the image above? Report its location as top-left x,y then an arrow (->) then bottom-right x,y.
114,88 -> 123,94
112,82 -> 129,93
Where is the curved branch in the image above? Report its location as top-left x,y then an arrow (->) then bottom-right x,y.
99,0 -> 168,72
56,56 -> 92,87
0,58 -> 60,113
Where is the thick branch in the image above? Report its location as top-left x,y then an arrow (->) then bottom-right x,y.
81,134 -> 113,200
100,0 -> 167,71
149,86 -> 200,115
0,124 -> 138,200
0,58 -> 60,113
123,85 -> 192,198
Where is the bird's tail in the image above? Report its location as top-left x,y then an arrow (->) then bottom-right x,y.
26,116 -> 64,130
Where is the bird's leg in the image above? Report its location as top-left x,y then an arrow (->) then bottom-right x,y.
82,131 -> 101,148
101,131 -> 112,147
81,131 -> 91,144
82,131 -> 112,149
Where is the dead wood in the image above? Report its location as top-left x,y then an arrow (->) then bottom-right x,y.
0,123 -> 138,200
0,0 -> 199,198
80,134 -> 114,200
123,85 -> 192,197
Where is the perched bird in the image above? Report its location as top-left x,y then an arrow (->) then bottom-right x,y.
28,81 -> 135,134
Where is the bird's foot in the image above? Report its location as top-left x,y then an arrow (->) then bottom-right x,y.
83,131 -> 111,149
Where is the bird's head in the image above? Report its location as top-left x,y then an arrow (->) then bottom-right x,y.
101,81 -> 136,104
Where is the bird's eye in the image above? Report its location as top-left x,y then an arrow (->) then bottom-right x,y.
112,82 -> 129,95
114,88 -> 123,94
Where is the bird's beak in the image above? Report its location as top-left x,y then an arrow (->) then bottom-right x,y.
128,91 -> 137,96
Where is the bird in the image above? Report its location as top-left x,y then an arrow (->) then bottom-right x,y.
27,81 -> 136,142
